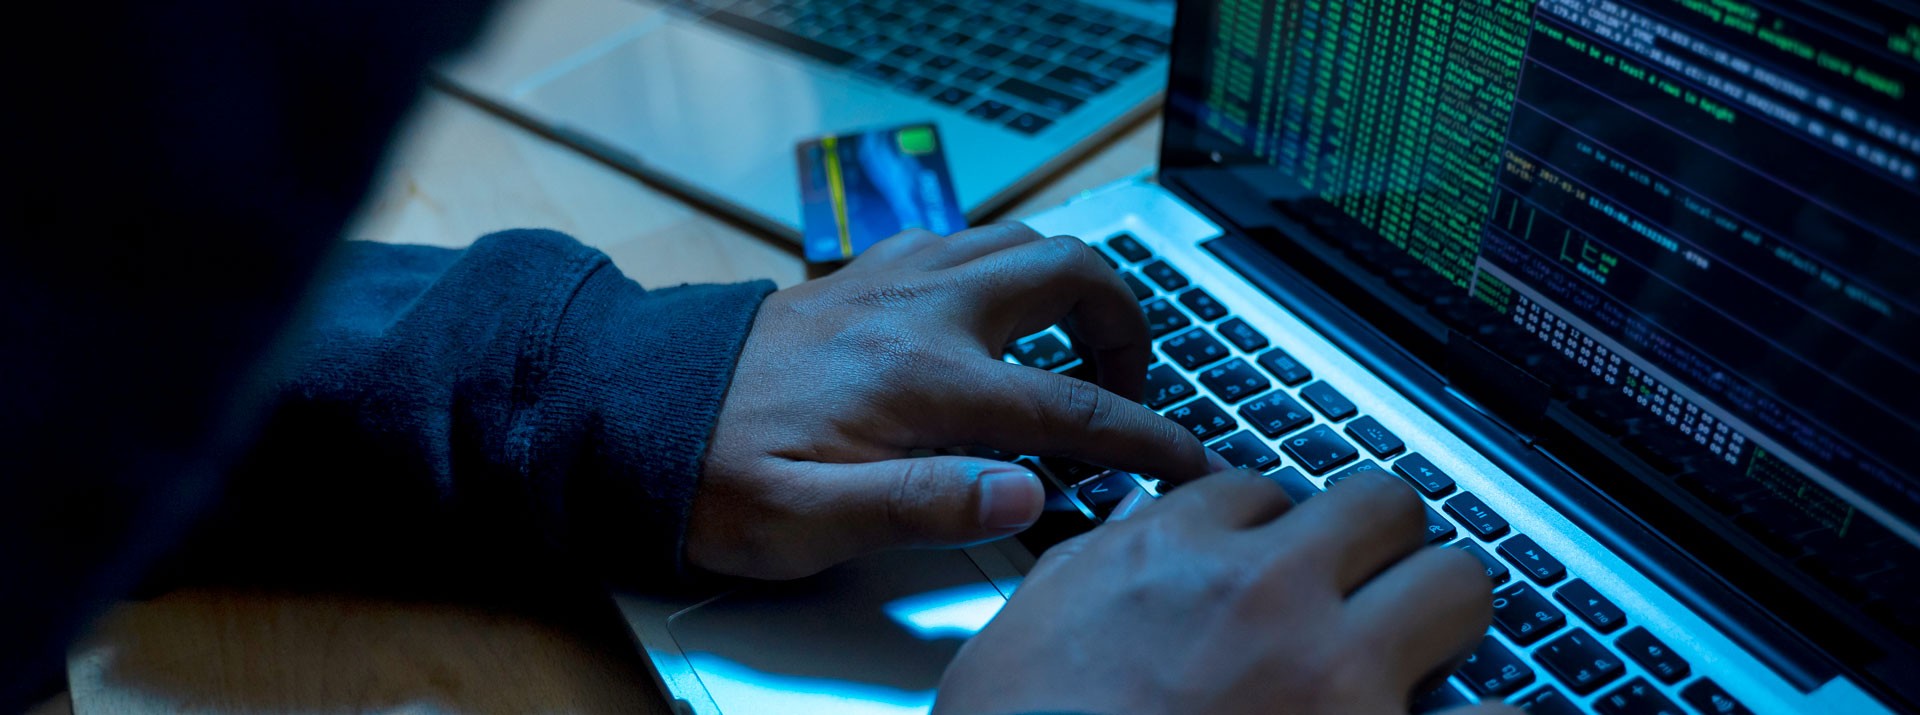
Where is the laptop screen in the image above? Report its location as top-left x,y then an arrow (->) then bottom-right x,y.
1159,0 -> 1919,683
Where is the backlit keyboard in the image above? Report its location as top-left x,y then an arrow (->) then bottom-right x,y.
670,0 -> 1169,134
1001,232 -> 1753,715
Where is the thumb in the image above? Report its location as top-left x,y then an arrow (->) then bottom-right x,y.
799,456 -> 1046,554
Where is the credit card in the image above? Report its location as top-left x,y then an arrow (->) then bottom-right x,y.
795,122 -> 967,263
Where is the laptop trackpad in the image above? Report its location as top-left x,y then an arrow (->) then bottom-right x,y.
666,549 -> 1007,714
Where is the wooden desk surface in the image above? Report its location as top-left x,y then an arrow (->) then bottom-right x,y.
64,85 -> 1160,715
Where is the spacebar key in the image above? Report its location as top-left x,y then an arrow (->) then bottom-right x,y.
698,10 -> 859,66
995,78 -> 1085,113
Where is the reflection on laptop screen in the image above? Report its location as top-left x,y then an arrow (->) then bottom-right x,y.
1180,0 -> 1918,660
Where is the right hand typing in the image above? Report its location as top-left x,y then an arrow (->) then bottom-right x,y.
934,468 -> 1517,715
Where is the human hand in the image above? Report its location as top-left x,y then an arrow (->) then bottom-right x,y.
934,469 -> 1512,715
690,224 -> 1217,579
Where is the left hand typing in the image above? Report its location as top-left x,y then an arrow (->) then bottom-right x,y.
689,223 -> 1216,579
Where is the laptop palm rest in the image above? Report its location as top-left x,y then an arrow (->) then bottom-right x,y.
664,548 -> 1007,714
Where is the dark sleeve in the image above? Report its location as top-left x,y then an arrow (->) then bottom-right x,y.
181,231 -> 774,586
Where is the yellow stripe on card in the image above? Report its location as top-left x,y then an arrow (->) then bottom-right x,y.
821,135 -> 853,258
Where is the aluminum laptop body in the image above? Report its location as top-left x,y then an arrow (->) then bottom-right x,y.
611,0 -> 1920,712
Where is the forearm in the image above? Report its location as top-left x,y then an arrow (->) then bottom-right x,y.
184,231 -> 773,583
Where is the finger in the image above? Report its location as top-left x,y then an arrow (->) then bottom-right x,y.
839,228 -> 943,274
910,221 -> 1050,271
941,361 -> 1213,481
1342,546 -> 1493,690
786,456 -> 1046,561
955,234 -> 1150,400
1149,468 -> 1297,528
1262,469 -> 1427,592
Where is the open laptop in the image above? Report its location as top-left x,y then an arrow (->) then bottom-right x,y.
614,0 -> 1920,712
435,0 -> 1176,239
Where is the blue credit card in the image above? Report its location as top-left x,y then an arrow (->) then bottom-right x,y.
796,122 -> 967,263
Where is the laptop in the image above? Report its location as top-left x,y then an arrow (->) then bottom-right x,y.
435,0 -> 1176,239
614,0 -> 1920,712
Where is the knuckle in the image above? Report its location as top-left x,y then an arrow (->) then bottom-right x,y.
1037,233 -> 1092,268
1054,377 -> 1110,435
886,461 -> 929,540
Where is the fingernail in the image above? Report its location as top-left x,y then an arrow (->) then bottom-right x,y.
1206,449 -> 1233,473
978,466 -> 1044,530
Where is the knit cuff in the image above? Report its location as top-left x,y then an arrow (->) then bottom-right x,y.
538,258 -> 775,583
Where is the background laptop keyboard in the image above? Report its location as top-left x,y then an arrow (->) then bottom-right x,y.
670,0 -> 1170,134
1003,234 -> 1753,715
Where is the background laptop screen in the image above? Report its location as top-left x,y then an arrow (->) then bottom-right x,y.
1160,0 -> 1919,679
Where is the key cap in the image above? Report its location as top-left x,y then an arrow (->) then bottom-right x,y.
1238,390 -> 1312,438
1015,465 -> 1094,555
1177,288 -> 1228,321
1215,317 -> 1268,353
1555,580 -> 1627,633
1444,492 -> 1510,540
1264,466 -> 1321,503
1255,347 -> 1312,385
955,61 -> 997,81
1512,686 -> 1582,715
857,61 -> 905,80
1343,415 -> 1403,457
1616,627 -> 1690,684
1009,53 -> 1046,70
966,99 -> 1012,119
1391,453 -> 1456,498
1209,430 -> 1282,472
1492,582 -> 1567,645
1142,364 -> 1196,410
1140,259 -> 1188,291
1004,112 -> 1053,134
1325,459 -> 1384,485
1534,630 -> 1625,694
1278,424 -> 1358,474
1040,456 -> 1104,487
1680,679 -> 1751,715
1453,541 -> 1510,585
1009,333 -> 1076,370
931,86 -> 972,105
1142,298 -> 1190,339
1107,55 -> 1146,75
1165,397 -> 1235,441
1298,381 -> 1357,421
1198,358 -> 1270,404
1076,471 -> 1137,519
1458,636 -> 1535,697
1121,272 -> 1153,301
1161,328 -> 1230,370
1422,504 -> 1458,543
1043,64 -> 1115,94
971,42 -> 1012,60
699,7 -> 860,66
1117,32 -> 1169,54
1595,678 -> 1683,715
1498,534 -> 1567,585
1105,232 -> 1152,262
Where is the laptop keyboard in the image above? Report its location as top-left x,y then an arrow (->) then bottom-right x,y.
1003,233 -> 1756,715
669,0 -> 1170,134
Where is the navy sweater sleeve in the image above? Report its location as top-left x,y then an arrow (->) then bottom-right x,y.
220,231 -> 774,582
